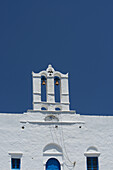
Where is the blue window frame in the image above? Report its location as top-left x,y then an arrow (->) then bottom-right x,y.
11,158 -> 20,170
87,157 -> 98,170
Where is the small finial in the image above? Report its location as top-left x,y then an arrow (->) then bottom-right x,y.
46,64 -> 55,73
48,64 -> 52,68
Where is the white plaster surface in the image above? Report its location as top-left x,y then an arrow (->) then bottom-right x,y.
0,112 -> 113,170
0,65 -> 113,170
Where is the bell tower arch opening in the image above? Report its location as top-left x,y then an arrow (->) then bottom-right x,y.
41,75 -> 47,102
54,76 -> 60,103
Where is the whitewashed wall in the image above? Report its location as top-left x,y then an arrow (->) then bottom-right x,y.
0,65 -> 113,170
0,111 -> 113,170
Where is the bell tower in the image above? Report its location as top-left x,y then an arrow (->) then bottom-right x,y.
32,64 -> 70,111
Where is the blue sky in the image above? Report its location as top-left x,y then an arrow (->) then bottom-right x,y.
0,0 -> 113,115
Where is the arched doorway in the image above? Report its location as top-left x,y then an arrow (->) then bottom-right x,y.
46,158 -> 61,170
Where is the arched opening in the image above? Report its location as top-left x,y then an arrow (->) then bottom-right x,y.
55,107 -> 61,111
41,75 -> 47,101
46,158 -> 61,170
54,76 -> 60,102
41,107 -> 47,110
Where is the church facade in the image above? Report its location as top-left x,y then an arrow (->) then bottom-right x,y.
0,64 -> 113,170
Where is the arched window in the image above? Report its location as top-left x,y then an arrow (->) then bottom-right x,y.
46,158 -> 61,170
41,75 -> 47,101
84,146 -> 100,170
54,76 -> 60,102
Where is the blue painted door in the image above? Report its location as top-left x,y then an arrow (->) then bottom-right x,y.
46,158 -> 61,170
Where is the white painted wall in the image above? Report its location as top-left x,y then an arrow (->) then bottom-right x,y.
0,112 -> 113,170
0,65 -> 113,170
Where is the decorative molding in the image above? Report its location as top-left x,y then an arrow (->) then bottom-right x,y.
8,152 -> 23,155
33,102 -> 70,105
43,152 -> 62,156
27,110 -> 76,114
8,152 -> 23,158
84,152 -> 100,157
33,92 -> 41,95
20,120 -> 85,124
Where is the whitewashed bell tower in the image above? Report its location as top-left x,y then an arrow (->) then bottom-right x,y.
32,64 -> 70,111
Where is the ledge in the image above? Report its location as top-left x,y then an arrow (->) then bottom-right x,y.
27,110 -> 76,114
20,120 -> 85,124
43,152 -> 63,156
33,101 -> 70,105
8,152 -> 23,158
84,152 -> 100,157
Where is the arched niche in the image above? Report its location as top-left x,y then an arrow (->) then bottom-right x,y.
43,143 -> 63,170
87,146 -> 98,152
43,143 -> 62,154
44,115 -> 59,121
84,146 -> 100,157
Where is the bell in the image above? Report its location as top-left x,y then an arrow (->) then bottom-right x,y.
42,80 -> 46,85
55,80 -> 59,85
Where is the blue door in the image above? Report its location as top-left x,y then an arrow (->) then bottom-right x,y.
46,158 -> 61,170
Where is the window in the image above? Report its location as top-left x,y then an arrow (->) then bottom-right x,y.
84,146 -> 100,170
87,157 -> 98,170
11,158 -> 20,170
8,152 -> 22,170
